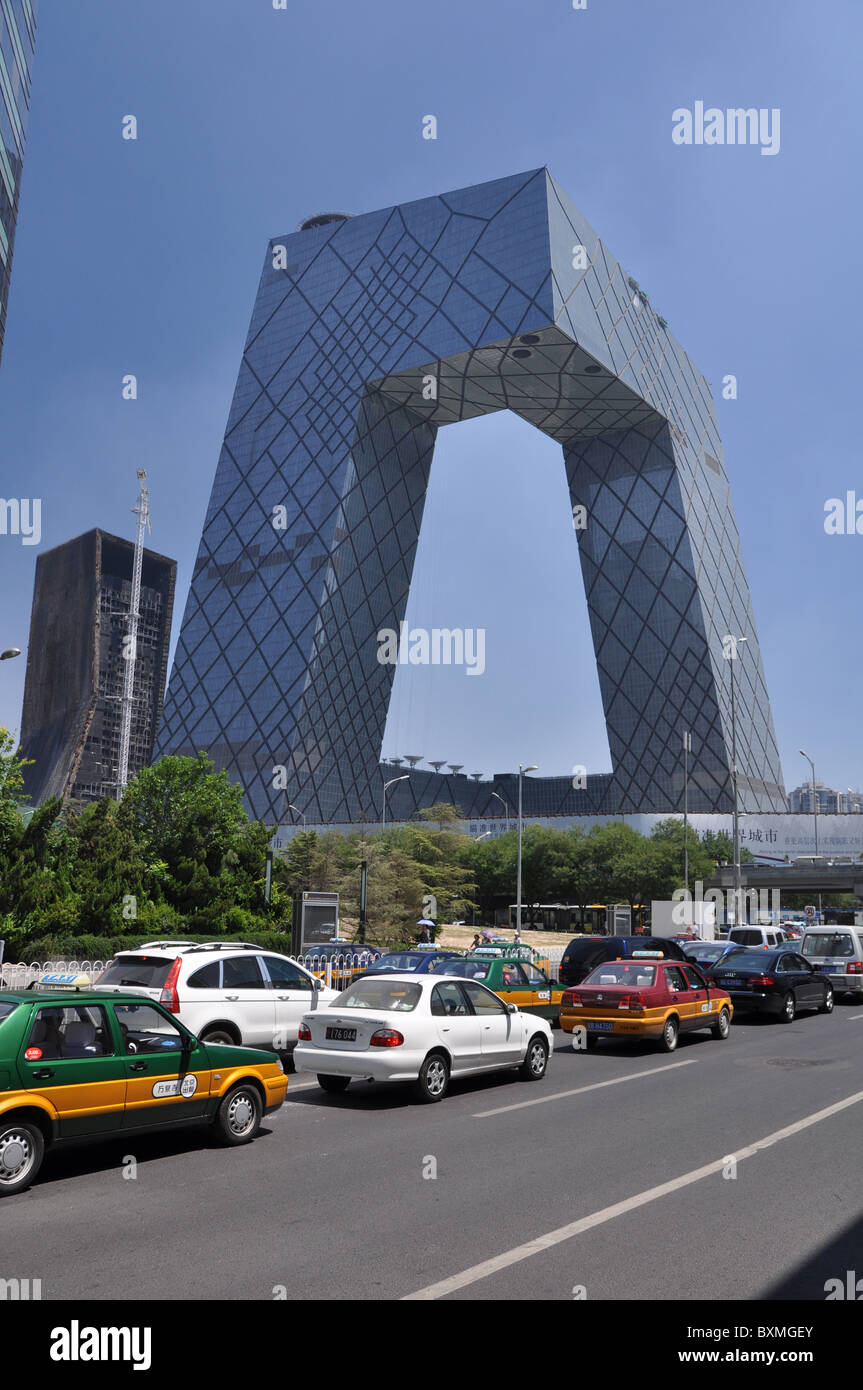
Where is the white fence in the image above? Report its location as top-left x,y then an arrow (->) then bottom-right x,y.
0,961 -> 110,990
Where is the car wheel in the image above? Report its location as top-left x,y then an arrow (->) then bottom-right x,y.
214,1083 -> 263,1145
711,1006 -> 731,1040
317,1074 -> 350,1094
0,1120 -> 44,1197
820,986 -> 834,1014
200,1026 -> 238,1046
780,992 -> 796,1024
519,1034 -> 549,1081
413,1052 -> 449,1103
658,1016 -> 679,1052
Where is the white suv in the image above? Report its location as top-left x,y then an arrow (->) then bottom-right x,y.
94,941 -> 337,1051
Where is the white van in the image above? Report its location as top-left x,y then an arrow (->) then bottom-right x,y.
801,927 -> 863,1000
727,926 -> 786,951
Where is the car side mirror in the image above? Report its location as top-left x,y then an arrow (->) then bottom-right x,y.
506,1003 -> 517,1014
312,978 -> 323,990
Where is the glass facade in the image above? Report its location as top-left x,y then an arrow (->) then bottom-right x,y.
0,0 -> 36,364
157,169 -> 786,823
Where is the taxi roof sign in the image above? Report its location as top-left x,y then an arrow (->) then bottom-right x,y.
630,950 -> 664,958
34,970 -> 92,991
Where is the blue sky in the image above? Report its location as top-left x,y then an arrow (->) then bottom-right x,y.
1,0 -> 861,797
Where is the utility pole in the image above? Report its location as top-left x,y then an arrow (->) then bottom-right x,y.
116,469 -> 151,795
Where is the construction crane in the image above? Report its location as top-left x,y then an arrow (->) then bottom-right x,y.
116,469 -> 151,794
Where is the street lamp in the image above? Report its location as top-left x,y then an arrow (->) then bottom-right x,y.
727,636 -> 748,925
516,764 -> 538,936
490,790 -> 510,830
287,803 -> 306,827
475,830 -> 492,841
682,729 -> 691,895
382,774 -> 409,832
800,749 -> 821,918
0,648 -> 21,661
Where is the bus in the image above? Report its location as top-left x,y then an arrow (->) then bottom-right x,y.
508,903 -> 645,934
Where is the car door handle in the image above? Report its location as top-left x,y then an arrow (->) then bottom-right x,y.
226,995 -> 239,1001
129,1062 -> 148,1072
277,995 -> 292,1000
31,1068 -> 54,1079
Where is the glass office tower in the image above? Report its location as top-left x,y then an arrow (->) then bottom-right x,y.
157,170 -> 786,825
0,0 -> 37,364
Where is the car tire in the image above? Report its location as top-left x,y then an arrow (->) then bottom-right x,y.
780,992 -> 796,1024
0,1119 -> 44,1197
711,1006 -> 731,1040
413,1052 -> 449,1103
317,1074 -> 350,1094
820,986 -> 834,1014
658,1016 -> 679,1052
214,1083 -> 263,1145
200,1026 -> 239,1046
519,1034 -> 549,1081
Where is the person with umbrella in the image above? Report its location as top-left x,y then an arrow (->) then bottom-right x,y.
416,917 -> 435,944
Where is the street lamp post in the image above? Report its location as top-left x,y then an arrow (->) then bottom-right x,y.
0,649 -> 21,662
682,729 -> 691,896
382,774 -> 409,832
728,636 -> 748,926
800,749 -> 821,918
490,791 -> 509,830
516,764 -> 538,936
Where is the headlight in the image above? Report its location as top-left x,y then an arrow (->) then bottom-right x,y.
275,1057 -> 285,1073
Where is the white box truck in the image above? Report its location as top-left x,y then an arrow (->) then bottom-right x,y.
650,899 -> 717,940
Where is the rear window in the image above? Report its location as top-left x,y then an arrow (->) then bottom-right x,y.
0,1002 -> 20,1023
431,959 -> 491,980
563,940 -> 610,968
96,956 -> 175,988
802,932 -> 857,958
728,930 -> 764,946
583,962 -> 657,987
715,951 -> 769,970
331,980 -> 422,1012
367,953 -> 424,971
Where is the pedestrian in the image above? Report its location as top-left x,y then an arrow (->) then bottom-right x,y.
513,926 -> 522,945
470,932 -> 481,951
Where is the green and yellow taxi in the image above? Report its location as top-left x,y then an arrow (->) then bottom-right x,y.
430,951 -> 564,1022
0,983 -> 288,1196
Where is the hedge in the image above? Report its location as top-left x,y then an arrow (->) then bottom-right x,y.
6,930 -> 294,965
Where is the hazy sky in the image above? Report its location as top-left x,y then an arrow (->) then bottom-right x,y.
1,0 -> 861,796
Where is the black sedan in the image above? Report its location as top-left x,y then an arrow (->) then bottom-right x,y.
710,948 -> 834,1022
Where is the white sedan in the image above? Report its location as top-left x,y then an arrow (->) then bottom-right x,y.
293,972 -> 552,1102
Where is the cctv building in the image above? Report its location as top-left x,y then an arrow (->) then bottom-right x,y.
0,0 -> 38,365
156,169 -> 786,824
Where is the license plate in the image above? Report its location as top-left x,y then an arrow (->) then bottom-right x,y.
325,1027 -> 357,1042
589,1020 -> 614,1031
722,977 -> 741,986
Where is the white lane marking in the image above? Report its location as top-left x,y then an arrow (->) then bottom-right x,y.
472,1059 -> 696,1117
404,1086 -> 863,1300
286,1078 -> 320,1092
846,1013 -> 863,1021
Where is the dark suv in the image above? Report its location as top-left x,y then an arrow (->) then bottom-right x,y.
559,935 -> 688,987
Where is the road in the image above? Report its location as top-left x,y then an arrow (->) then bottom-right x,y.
5,1002 -> 863,1301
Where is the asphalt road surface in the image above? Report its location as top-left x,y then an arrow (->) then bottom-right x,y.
5,1002 -> 863,1301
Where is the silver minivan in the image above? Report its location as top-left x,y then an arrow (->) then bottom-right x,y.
801,926 -> 863,999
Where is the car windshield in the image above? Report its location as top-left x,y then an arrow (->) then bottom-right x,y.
330,980 -> 422,1012
714,952 -> 769,971
582,962 -> 657,987
686,944 -> 723,958
728,931 -> 765,946
803,932 -> 855,957
431,959 -> 491,979
96,956 -> 174,987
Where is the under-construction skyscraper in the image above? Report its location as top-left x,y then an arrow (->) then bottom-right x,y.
19,528 -> 176,806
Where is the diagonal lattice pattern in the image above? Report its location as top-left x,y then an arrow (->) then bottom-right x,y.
156,169 -> 785,823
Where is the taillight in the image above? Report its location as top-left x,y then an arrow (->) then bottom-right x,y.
749,975 -> 774,987
562,991 -> 581,1007
619,992 -> 645,1012
846,962 -> 862,974
369,1029 -> 404,1047
158,957 -> 182,1014
297,1022 -> 312,1041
